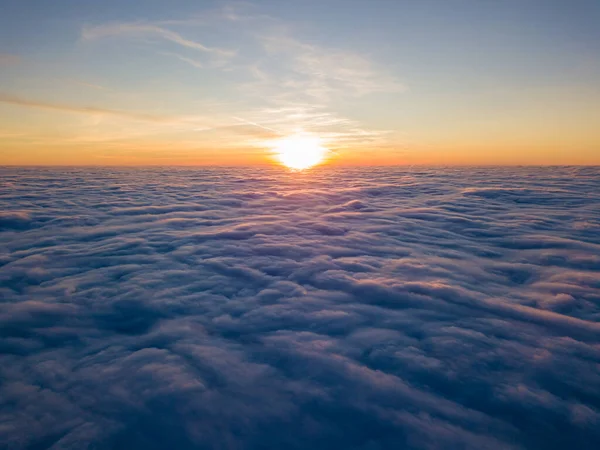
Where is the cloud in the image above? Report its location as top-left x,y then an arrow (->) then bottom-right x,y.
233,104 -> 394,151
0,93 -> 256,145
0,211 -> 33,231
0,93 -> 176,123
77,9 -> 404,153
260,34 -> 405,98
161,52 -> 204,69
82,22 -> 234,58
1,166 -> 600,449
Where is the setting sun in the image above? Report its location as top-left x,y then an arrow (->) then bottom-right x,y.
272,135 -> 329,170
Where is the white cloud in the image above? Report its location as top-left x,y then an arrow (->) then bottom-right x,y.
160,52 -> 205,69
82,22 -> 235,58
260,34 -> 405,98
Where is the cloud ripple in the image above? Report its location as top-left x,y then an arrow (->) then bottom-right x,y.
1,166 -> 599,449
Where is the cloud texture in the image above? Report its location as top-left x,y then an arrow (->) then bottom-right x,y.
1,166 -> 600,449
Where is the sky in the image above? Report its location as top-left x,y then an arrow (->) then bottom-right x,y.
0,0 -> 599,165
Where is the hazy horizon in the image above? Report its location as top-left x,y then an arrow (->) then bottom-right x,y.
3,163 -> 600,168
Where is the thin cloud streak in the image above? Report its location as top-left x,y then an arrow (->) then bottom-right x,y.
231,116 -> 282,135
161,52 -> 205,69
0,93 -> 177,123
0,93 -> 292,149
237,104 -> 395,150
81,23 -> 235,57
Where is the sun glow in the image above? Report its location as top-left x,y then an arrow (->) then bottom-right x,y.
272,135 -> 329,170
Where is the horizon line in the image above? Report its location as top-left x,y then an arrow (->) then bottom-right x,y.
2,163 -> 600,168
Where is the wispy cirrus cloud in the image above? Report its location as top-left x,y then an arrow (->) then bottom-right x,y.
260,34 -> 405,99
81,22 -> 235,58
0,92 -> 177,123
81,6 -> 403,102
160,52 -> 204,69
0,92 -> 281,149
234,103 -> 394,153
6,4 -> 406,158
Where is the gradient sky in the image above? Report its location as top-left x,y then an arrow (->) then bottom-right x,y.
1,0 -> 599,165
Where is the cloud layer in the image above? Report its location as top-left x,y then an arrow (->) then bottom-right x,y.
1,166 -> 600,449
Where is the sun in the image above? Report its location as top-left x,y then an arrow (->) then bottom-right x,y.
272,135 -> 329,170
